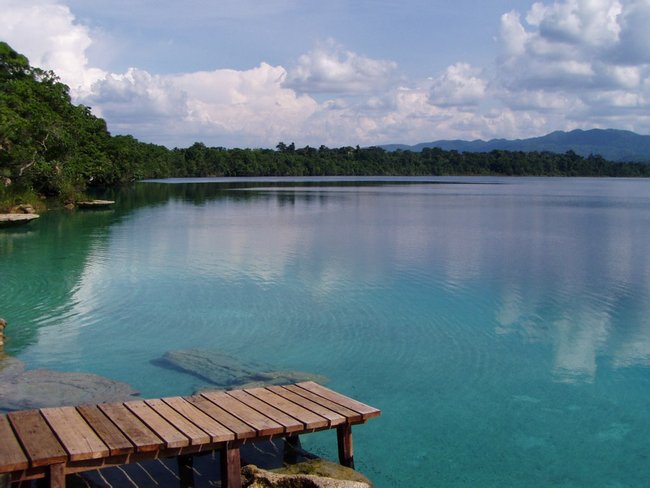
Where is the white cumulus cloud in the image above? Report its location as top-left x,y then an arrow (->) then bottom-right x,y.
0,0 -> 105,97
283,40 -> 398,95
3,0 -> 650,147
428,63 -> 488,107
496,0 -> 650,133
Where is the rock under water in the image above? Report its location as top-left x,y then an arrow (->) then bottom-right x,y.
0,356 -> 139,412
155,349 -> 328,389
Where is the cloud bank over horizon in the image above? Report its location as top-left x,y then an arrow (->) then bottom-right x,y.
1,0 -> 650,148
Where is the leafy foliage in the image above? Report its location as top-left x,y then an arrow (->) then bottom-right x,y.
0,40 -> 648,210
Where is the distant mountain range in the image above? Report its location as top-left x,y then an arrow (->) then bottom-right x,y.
380,129 -> 650,163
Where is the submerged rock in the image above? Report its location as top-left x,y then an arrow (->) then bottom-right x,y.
156,349 -> 328,389
0,357 -> 139,412
0,355 -> 25,380
242,463 -> 371,488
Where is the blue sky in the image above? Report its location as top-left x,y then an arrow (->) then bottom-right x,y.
2,0 -> 649,148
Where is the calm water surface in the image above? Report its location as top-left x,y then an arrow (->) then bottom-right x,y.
2,176 -> 650,487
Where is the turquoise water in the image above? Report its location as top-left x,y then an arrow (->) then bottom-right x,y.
2,176 -> 650,487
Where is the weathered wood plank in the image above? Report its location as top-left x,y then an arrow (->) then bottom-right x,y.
201,391 -> 284,437
268,385 -> 347,427
185,395 -> 257,441
40,407 -> 109,461
225,390 -> 304,434
245,387 -> 329,430
295,382 -> 380,420
76,405 -> 134,456
124,401 -> 189,449
163,396 -> 236,443
145,398 -> 211,446
98,403 -> 162,452
0,415 -> 28,472
7,410 -> 67,468
283,384 -> 363,423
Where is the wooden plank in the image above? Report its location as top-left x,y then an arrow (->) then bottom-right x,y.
7,410 -> 67,468
163,397 -> 236,443
225,390 -> 303,434
76,405 -> 134,456
98,403 -> 162,452
0,415 -> 28,472
124,401 -> 189,449
201,391 -> 284,437
245,387 -> 329,430
268,385 -> 347,427
145,398 -> 211,446
295,382 -> 381,420
185,395 -> 257,441
40,407 -> 109,462
283,384 -> 363,423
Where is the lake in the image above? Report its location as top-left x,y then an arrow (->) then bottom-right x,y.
2,176 -> 650,487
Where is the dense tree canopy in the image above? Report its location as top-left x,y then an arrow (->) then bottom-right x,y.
1,41 -> 648,209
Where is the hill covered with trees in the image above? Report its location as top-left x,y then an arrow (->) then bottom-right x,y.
1,41 -> 649,210
381,129 -> 650,163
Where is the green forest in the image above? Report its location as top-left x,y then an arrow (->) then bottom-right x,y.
1,41 -> 649,210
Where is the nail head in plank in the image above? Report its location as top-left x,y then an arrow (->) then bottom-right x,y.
7,410 -> 67,467
295,382 -> 381,420
41,407 -> 109,461
283,385 -> 363,423
0,415 -> 28,472
98,403 -> 162,452
267,386 -> 347,427
201,391 -> 284,437
163,397 -> 235,443
185,395 -> 257,440
145,398 -> 211,446
76,405 -> 134,456
246,387 -> 329,430
124,401 -> 189,449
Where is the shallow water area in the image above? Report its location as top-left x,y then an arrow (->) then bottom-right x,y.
2,176 -> 650,487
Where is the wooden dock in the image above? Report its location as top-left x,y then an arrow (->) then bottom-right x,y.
0,382 -> 380,487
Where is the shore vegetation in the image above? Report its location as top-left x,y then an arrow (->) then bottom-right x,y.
2,41 -> 649,210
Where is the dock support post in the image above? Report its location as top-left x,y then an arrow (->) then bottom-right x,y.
0,318 -> 5,351
337,423 -> 354,469
38,463 -> 64,488
220,442 -> 242,488
178,454 -> 194,488
283,435 -> 302,464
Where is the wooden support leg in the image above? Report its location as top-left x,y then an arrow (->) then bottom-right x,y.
220,443 -> 242,488
337,423 -> 355,469
48,463 -> 65,488
283,435 -> 302,464
178,454 -> 194,488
